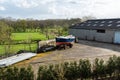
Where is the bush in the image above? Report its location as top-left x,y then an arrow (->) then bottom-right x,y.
64,61 -> 78,80
106,55 -> 117,78
18,66 -> 34,80
78,59 -> 91,80
1,55 -> 120,80
92,58 -> 106,79
0,68 -> 5,80
0,66 -> 34,80
37,65 -> 57,80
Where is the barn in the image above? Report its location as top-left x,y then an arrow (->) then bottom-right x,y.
69,18 -> 120,44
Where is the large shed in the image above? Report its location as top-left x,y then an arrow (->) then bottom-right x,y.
69,18 -> 120,44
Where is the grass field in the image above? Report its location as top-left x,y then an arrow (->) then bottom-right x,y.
0,43 -> 37,55
11,32 -> 47,41
0,32 -> 54,55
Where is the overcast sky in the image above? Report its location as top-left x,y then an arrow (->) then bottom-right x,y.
0,0 -> 120,20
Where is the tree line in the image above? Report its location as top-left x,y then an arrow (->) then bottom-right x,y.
0,18 -> 81,54
0,18 -> 81,33
0,16 -> 95,55
0,55 -> 120,80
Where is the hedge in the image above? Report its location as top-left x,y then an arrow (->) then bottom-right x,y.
0,55 -> 120,80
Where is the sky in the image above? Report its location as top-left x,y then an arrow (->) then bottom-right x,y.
0,0 -> 120,20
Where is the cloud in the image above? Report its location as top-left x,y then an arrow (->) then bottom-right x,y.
90,0 -> 120,18
39,0 -> 55,4
1,0 -> 120,19
65,0 -> 85,4
0,6 -> 5,10
0,0 -> 6,3
12,0 -> 38,8
48,0 -> 93,18
11,0 -> 55,9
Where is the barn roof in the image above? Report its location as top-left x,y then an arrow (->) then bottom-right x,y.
70,18 -> 120,30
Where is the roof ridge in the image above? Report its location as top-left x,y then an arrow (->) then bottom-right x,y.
88,18 -> 120,21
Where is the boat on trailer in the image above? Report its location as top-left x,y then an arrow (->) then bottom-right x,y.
56,35 -> 75,48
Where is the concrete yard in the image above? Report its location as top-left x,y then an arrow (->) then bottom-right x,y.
15,40 -> 120,74
30,40 -> 120,67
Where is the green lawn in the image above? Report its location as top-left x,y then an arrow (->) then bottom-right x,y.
0,43 -> 37,55
0,32 -> 46,55
0,32 -> 56,55
11,32 -> 47,41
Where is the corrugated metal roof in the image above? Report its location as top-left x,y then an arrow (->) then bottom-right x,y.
0,53 -> 36,67
70,18 -> 120,30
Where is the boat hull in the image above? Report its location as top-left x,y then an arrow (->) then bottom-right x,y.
56,38 -> 75,42
56,36 -> 75,46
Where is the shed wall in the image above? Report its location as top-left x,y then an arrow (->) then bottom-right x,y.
69,29 -> 115,43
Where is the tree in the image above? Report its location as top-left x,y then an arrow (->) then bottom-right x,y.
82,16 -> 96,21
0,21 -> 13,55
15,20 -> 27,32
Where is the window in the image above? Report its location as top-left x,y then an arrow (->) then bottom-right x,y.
88,21 -> 91,23
117,21 -> 120,23
100,24 -> 104,26
117,24 -> 120,27
80,24 -> 84,26
108,24 -> 112,26
93,24 -> 97,26
95,21 -> 99,23
101,21 -> 105,23
108,21 -> 113,23
87,24 -> 91,26
97,29 -> 105,33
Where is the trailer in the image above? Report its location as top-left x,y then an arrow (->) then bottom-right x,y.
55,36 -> 74,49
56,42 -> 73,50
37,35 -> 75,53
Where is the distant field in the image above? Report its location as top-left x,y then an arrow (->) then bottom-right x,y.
0,32 -> 56,55
0,32 -> 55,55
0,43 -> 37,55
11,32 -> 47,41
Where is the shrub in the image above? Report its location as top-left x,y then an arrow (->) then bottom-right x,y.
64,61 -> 78,80
37,66 -> 44,80
1,55 -> 120,80
78,59 -> 91,80
92,58 -> 106,79
106,55 -> 117,78
0,68 -> 5,80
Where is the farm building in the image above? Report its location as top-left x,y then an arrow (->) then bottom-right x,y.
69,18 -> 120,44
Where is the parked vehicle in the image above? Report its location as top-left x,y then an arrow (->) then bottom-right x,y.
56,35 -> 75,49
37,35 -> 75,53
37,45 -> 56,53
